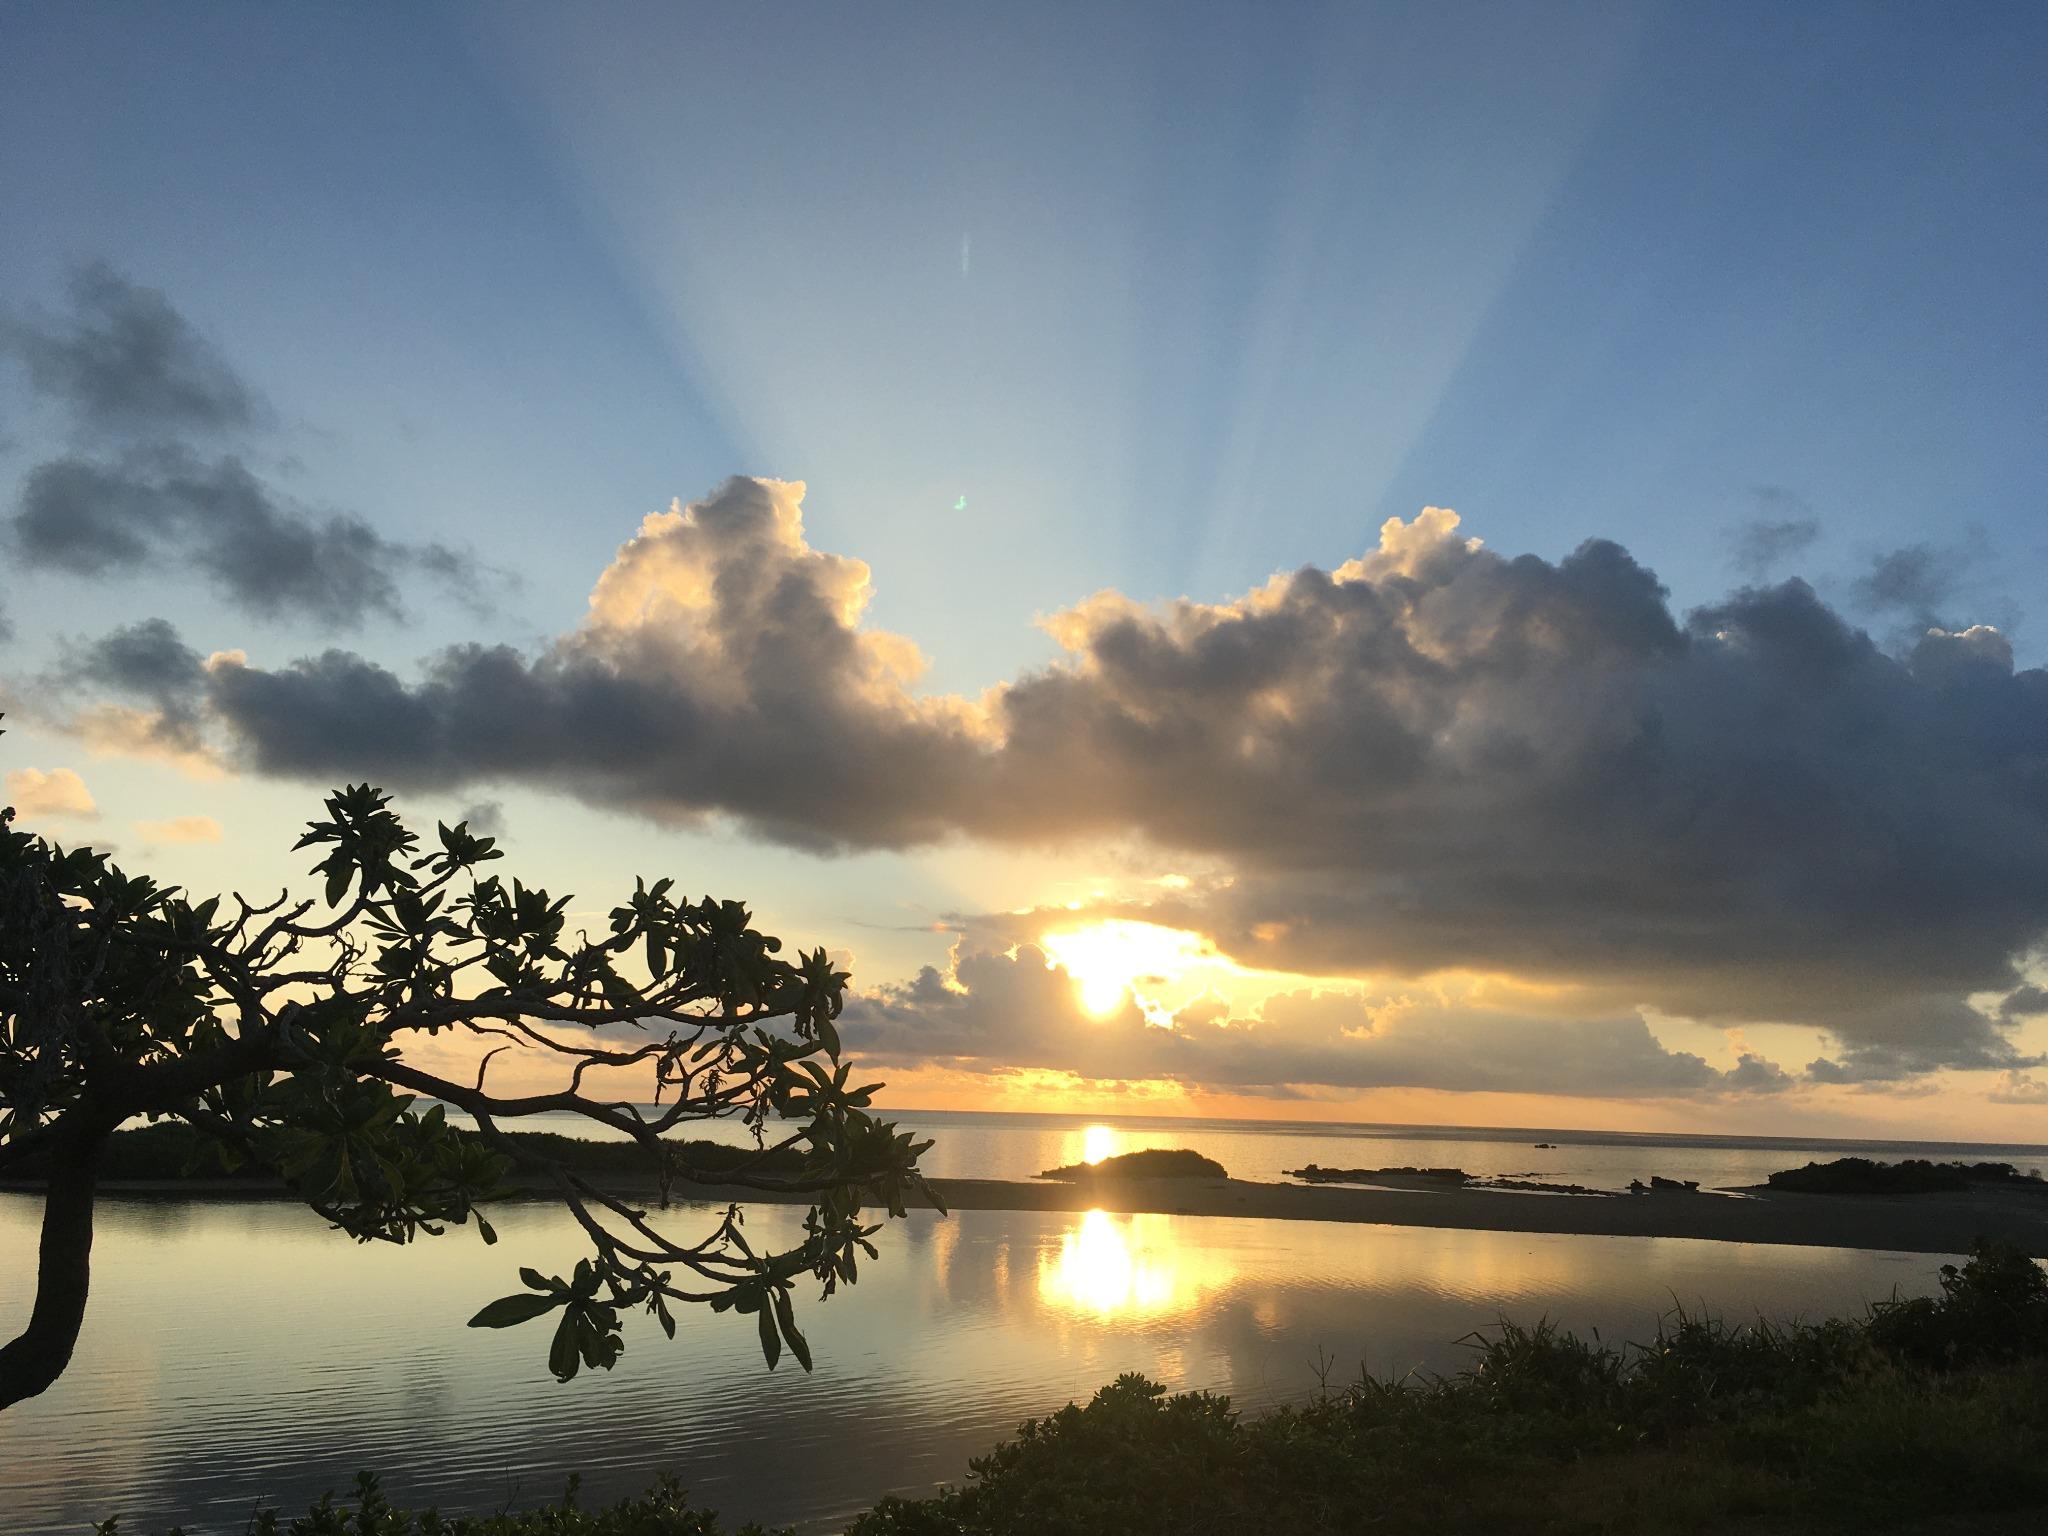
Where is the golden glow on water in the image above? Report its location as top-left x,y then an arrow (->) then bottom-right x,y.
1036,1209 -> 1236,1319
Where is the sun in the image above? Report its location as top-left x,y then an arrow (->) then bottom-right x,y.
1038,920 -> 1210,1019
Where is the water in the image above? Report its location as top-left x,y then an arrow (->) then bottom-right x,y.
0,1189 -> 1957,1534
473,1105 -> 2048,1192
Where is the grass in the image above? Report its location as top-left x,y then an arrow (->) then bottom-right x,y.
97,1241 -> 2048,1534
1034,1148 -> 1228,1181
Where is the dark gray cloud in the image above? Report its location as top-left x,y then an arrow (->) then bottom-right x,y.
47,617 -> 216,765
458,799 -> 508,839
59,616 -> 207,699
842,942 -> 1790,1100
47,484 -> 2048,1075
1851,540 -> 1976,627
1,262 -> 262,438
3,264 -> 497,628
12,447 -> 479,627
1730,503 -> 1820,580
2000,985 -> 2048,1022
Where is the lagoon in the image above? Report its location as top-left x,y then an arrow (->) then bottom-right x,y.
0,1189 -> 1949,1534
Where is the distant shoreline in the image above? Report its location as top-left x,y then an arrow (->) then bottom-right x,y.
11,1173 -> 2044,1258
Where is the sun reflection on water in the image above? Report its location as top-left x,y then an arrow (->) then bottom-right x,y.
1037,1209 -> 1235,1319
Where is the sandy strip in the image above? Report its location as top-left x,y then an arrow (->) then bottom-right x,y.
25,1174 -> 2043,1257
905,1177 -> 2048,1257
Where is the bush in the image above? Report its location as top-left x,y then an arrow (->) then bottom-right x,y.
849,1240 -> 2048,1535
96,1472 -> 789,1536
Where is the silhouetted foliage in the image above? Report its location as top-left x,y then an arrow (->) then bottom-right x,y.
1,1121 -> 819,1183
1,747 -> 934,1411
94,1471 -> 787,1536
1767,1157 -> 2046,1195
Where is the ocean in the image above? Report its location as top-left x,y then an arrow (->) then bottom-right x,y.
2,1110 -> 2041,1533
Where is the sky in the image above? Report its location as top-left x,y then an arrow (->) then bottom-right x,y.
3,1 -> 2046,1138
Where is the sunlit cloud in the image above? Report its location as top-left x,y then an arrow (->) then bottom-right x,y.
43,480 -> 2048,1086
4,765 -> 97,823
1038,920 -> 1216,1019
134,814 -> 223,844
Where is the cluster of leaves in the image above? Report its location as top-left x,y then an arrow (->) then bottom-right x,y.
3,768 -> 934,1398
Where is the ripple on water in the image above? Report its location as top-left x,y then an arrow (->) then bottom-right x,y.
0,1193 -> 1952,1534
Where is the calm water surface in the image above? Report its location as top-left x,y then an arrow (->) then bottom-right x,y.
454,1106 -> 2048,1190
0,1189 -> 1954,1534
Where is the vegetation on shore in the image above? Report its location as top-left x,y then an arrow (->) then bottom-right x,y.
100,1241 -> 2048,1534
0,1121 -> 821,1185
1035,1148 -> 1227,1182
1766,1157 -> 2047,1196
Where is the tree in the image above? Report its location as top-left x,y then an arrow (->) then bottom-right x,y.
0,765 -> 935,1412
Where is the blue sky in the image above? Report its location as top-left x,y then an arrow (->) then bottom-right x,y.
4,2 -> 2046,1134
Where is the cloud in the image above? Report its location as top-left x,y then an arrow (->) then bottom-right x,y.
2,264 -> 499,629
1851,540 -> 1976,627
0,262 -> 262,437
1999,985 -> 2048,1022
133,814 -> 223,844
47,482 -> 2048,1075
1730,494 -> 1820,580
842,941 -> 1791,1100
457,799 -> 509,839
1988,1072 -> 2048,1106
4,766 -> 98,823
40,618 -> 222,772
11,447 -> 481,627
197,477 -> 992,846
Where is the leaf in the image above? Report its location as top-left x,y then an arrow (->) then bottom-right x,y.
476,1215 -> 497,1246
548,1311 -> 582,1381
773,1287 -> 813,1372
468,1292 -> 562,1329
757,1299 -> 781,1370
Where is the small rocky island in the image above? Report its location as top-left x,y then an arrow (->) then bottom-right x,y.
1765,1157 -> 2047,1195
1036,1149 -> 1228,1181
1287,1164 -> 1694,1197
1290,1164 -> 1473,1185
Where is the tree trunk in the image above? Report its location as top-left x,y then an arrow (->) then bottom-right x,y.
0,1121 -> 109,1411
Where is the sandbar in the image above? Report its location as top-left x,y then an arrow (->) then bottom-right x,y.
12,1173 -> 2043,1257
